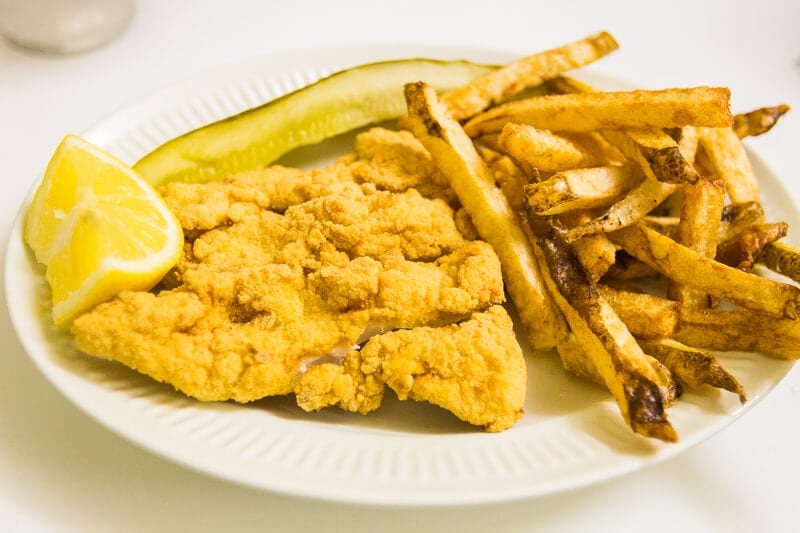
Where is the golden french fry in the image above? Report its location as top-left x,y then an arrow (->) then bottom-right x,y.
674,180 -> 725,256
638,338 -> 746,403
558,131 -> 627,165
562,178 -> 677,242
609,222 -> 800,318
732,105 -> 791,139
404,81 -> 567,350
544,201 -> 619,284
498,123 -> 604,172
533,225 -> 677,441
719,201 -> 765,241
716,222 -> 788,271
697,126 -> 760,204
603,252 -> 659,281
525,75 -> 708,186
573,233 -> 618,283
464,86 -> 732,137
443,31 -> 620,121
597,285 -> 679,339
760,241 -> 800,284
602,129 -> 701,184
674,307 -> 800,360
557,333 -> 680,407
667,179 -> 726,307
524,164 -> 641,215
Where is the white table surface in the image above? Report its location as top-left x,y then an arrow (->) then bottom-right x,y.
1,1 -> 798,531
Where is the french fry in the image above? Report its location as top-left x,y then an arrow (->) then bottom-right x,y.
716,222 -> 788,271
597,285 -> 679,339
404,81 -> 567,350
410,35 -> 793,441
490,134 -> 620,285
718,201 -> 765,241
533,225 -> 677,441
443,31 -> 620,121
697,126 -> 760,204
543,198 -> 619,283
532,75 -> 707,186
638,338 -> 746,403
524,164 -> 641,215
497,123 -> 604,172
557,334 -> 680,407
760,241 -> 800,284
558,131 -> 626,166
609,222 -> 800,318
603,252 -> 659,281
464,86 -> 733,137
732,105 -> 791,139
562,178 -> 677,242
601,129 -> 702,185
674,307 -> 800,360
573,233 -> 618,283
667,179 -> 726,307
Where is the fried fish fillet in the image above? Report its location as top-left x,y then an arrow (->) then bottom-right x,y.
72,150 -> 506,406
296,305 -> 526,432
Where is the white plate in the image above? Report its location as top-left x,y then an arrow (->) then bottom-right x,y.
5,45 -> 798,506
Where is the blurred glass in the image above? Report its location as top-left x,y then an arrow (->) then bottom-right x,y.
0,0 -> 133,54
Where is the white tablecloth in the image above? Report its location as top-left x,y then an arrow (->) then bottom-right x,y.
1,1 -> 798,531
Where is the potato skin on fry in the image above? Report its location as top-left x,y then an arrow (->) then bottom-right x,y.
563,178 -> 677,242
603,129 -> 701,185
760,241 -> 800,284
525,165 -> 641,216
639,338 -> 746,403
732,105 -> 790,139
534,225 -> 677,442
716,222 -> 788,271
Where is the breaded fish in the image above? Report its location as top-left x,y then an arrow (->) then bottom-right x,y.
70,128 -> 526,430
296,305 -> 526,432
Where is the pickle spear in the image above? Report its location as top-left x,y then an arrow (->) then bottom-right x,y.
133,58 -> 496,186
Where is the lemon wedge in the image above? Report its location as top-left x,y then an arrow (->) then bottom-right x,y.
24,134 -> 183,326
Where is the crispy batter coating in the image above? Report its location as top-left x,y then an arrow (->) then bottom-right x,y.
72,137 -> 508,410
296,306 -> 526,432
350,127 -> 458,205
159,161 -> 356,231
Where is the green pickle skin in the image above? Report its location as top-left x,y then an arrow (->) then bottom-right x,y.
133,58 -> 495,186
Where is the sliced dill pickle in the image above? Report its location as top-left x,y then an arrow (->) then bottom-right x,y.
133,58 -> 496,186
